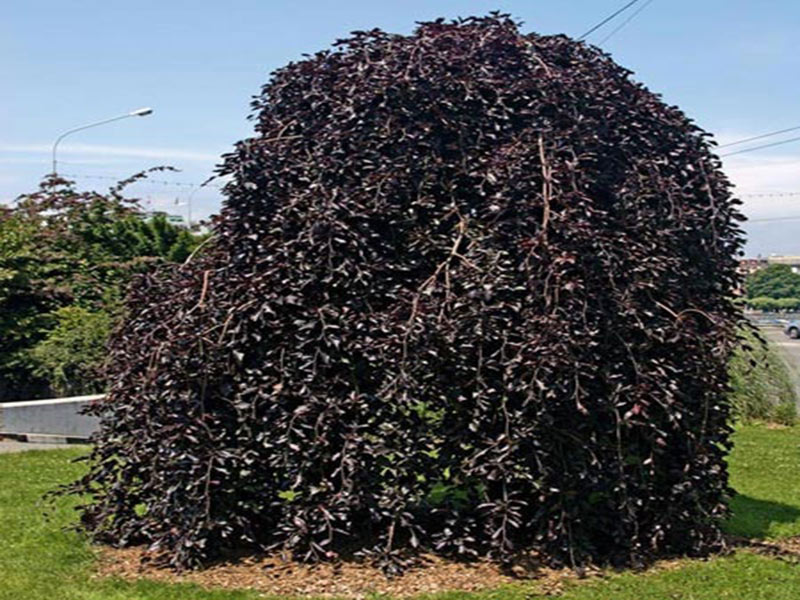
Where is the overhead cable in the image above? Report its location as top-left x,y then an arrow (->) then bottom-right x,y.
718,125 -> 800,149
720,135 -> 800,157
598,0 -> 656,44
578,0 -> 644,40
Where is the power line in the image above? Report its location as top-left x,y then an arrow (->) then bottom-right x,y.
61,172 -> 223,190
579,0 -> 644,40
740,191 -> 800,198
598,0 -> 656,44
718,125 -> 800,149
39,180 -> 800,223
720,135 -> 800,158
748,215 -> 800,223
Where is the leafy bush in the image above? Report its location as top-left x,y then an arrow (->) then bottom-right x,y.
771,402 -> 797,427
746,264 -> 800,299
29,306 -> 112,397
0,212 -> 63,399
0,175 -> 206,400
66,16 -> 744,573
746,296 -> 800,312
99,213 -> 205,264
746,297 -> 779,312
775,297 -> 800,312
728,330 -> 797,425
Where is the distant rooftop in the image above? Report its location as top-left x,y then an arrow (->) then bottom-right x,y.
139,210 -> 187,228
767,255 -> 800,265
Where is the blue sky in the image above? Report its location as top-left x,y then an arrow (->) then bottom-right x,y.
2,0 -> 799,255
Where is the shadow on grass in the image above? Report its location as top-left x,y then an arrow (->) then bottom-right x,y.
726,494 -> 800,539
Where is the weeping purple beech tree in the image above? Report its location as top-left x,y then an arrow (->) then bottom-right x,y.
64,15 -> 745,573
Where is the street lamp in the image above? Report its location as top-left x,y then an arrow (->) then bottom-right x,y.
51,107 -> 154,175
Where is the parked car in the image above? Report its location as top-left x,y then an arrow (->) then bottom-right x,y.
786,320 -> 800,339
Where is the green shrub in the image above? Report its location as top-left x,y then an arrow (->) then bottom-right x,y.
746,264 -> 800,299
1,176 -> 208,401
29,306 -> 112,397
746,296 -> 800,312
775,297 -> 800,312
729,329 -> 797,424
747,297 -> 779,312
772,402 -> 797,427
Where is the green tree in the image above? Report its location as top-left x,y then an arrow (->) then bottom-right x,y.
29,306 -> 112,397
729,329 -> 797,425
746,264 -> 800,299
775,297 -> 800,311
0,174 -> 209,401
102,213 -> 206,264
0,212 -> 61,399
747,296 -> 780,312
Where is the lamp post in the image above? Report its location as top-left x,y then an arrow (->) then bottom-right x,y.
51,107 -> 153,175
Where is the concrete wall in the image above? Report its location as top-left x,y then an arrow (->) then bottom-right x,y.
0,394 -> 102,440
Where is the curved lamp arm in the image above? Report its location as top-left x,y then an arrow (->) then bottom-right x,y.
51,107 -> 153,175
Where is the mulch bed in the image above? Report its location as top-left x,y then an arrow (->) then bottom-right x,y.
733,535 -> 800,565
95,547 -> 583,598
96,538 -> 800,599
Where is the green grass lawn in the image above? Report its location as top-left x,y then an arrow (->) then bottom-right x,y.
1,425 -> 799,600
727,425 -> 800,539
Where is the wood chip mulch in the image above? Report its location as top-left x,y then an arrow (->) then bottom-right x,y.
95,547 -> 585,598
95,542 -> 776,599
732,535 -> 800,565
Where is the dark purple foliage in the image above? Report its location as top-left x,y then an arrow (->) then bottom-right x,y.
64,15 -> 745,573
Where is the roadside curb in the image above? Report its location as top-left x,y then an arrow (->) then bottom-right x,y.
0,394 -> 101,439
0,432 -> 90,445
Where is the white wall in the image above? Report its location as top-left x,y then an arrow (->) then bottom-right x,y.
0,395 -> 102,439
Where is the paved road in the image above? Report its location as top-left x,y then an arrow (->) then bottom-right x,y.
761,326 -> 800,402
